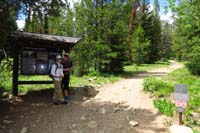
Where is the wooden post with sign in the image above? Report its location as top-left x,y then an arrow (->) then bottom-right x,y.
179,112 -> 183,125
173,84 -> 189,125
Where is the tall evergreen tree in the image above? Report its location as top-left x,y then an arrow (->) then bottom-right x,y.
132,25 -> 150,64
169,0 -> 200,74
138,0 -> 162,63
160,22 -> 173,60
71,0 -> 130,74
0,0 -> 20,49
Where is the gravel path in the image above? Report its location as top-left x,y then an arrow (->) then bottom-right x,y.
94,61 -> 183,109
92,61 -> 183,132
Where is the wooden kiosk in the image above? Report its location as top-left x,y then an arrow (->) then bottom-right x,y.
11,32 -> 81,96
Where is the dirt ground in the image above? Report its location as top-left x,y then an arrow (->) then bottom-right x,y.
0,61 -> 183,133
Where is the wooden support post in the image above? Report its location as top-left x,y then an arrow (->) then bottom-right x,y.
179,112 -> 183,125
64,47 -> 70,53
12,48 -> 19,96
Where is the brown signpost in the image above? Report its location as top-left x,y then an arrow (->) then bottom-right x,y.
11,32 -> 81,96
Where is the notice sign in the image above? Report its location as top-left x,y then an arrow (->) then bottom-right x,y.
175,100 -> 187,108
174,84 -> 189,101
174,84 -> 189,112
22,51 -> 36,74
21,48 -> 61,75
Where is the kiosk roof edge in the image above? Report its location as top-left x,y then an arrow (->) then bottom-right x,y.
13,31 -> 82,44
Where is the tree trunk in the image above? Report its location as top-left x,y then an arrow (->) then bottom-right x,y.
127,1 -> 137,63
44,14 -> 49,34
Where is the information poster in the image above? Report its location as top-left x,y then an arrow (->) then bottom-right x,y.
37,52 -> 48,74
21,48 -> 61,75
22,51 -> 36,74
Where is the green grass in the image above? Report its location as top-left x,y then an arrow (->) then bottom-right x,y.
123,61 -> 170,77
69,61 -> 169,88
153,99 -> 175,117
18,75 -> 53,92
143,76 -> 173,97
0,61 -> 169,94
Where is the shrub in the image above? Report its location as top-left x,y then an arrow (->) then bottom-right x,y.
186,46 -> 200,75
189,96 -> 200,109
0,58 -> 13,92
153,99 -> 175,117
143,76 -> 173,97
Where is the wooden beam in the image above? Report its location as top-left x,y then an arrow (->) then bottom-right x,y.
12,47 -> 19,96
18,81 -> 53,84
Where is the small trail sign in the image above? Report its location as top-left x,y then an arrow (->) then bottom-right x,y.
173,84 -> 189,125
174,84 -> 189,101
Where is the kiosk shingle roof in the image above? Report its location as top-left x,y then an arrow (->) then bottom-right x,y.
14,32 -> 81,44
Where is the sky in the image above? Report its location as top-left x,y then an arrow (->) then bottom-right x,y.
16,0 -> 173,29
149,0 -> 174,24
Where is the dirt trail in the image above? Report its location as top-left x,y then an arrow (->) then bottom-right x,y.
0,61 -> 183,133
94,61 -> 183,109
92,61 -> 183,133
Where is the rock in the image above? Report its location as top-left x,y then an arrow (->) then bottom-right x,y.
8,94 -> 14,99
119,101 -> 126,104
72,124 -> 77,128
84,85 -> 97,97
113,107 -> 120,113
80,116 -> 87,121
87,121 -> 98,128
20,115 -> 25,118
95,84 -> 101,88
88,107 -> 97,112
20,127 -> 28,133
3,120 -> 14,124
114,103 -> 120,107
169,125 -> 193,133
88,78 -> 93,82
99,108 -> 106,115
77,85 -> 97,97
83,97 -> 89,101
2,92 -> 9,98
191,112 -> 199,118
54,125 -> 58,129
129,109 -> 136,116
15,97 -> 23,102
129,121 -> 139,127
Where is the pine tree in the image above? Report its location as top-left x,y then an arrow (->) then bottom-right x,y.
160,23 -> 173,60
71,0 -> 130,73
132,25 -> 150,64
0,0 -> 20,48
138,0 -> 162,63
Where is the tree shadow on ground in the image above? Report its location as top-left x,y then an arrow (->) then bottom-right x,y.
0,87 -> 167,133
131,72 -> 168,79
